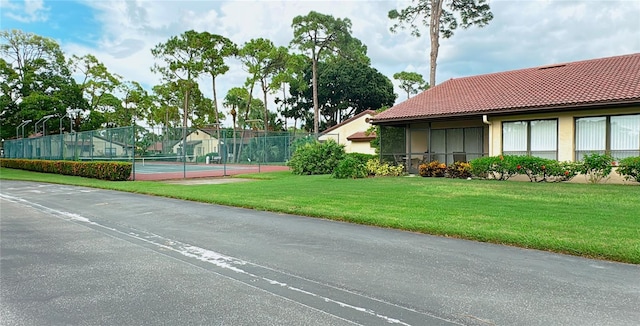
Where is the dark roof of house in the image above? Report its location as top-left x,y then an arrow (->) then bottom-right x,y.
373,53 -> 640,123
321,110 -> 377,135
346,131 -> 376,142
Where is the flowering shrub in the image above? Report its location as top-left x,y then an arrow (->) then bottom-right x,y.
469,155 -> 579,182
366,159 -> 404,177
0,159 -> 132,181
446,161 -> 472,179
617,156 -> 640,182
469,155 -> 519,180
418,160 -> 447,177
578,153 -> 613,183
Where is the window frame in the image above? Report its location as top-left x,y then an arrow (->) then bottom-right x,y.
575,113 -> 640,160
501,118 -> 559,159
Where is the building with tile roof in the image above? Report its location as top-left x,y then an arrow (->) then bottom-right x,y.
371,53 -> 640,173
319,110 -> 378,155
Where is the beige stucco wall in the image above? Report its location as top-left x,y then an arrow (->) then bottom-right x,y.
488,106 -> 640,161
172,129 -> 220,156
318,113 -> 376,154
92,137 -> 127,156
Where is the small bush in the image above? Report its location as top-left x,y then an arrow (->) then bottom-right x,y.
543,161 -> 581,182
578,153 -> 613,183
469,155 -> 519,180
471,155 -> 580,182
366,159 -> 404,177
287,140 -> 345,175
332,156 -> 368,179
617,156 -> 640,182
446,161 -> 472,179
0,159 -> 132,181
418,161 -> 447,177
345,153 -> 377,165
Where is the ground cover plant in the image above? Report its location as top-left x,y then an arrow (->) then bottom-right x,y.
1,167 -> 639,264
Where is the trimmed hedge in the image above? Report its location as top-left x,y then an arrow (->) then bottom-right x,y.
0,159 -> 132,181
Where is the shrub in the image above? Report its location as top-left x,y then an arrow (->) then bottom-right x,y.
446,161 -> 472,179
0,159 -> 132,181
469,155 -> 519,180
287,140 -> 345,175
512,155 -> 549,182
544,161 -> 581,182
345,152 -> 377,165
578,153 -> 613,183
418,160 -> 447,177
366,159 -> 404,177
332,156 -> 368,179
617,156 -> 640,182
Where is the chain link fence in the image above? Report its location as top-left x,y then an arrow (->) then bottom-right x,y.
3,126 -> 330,179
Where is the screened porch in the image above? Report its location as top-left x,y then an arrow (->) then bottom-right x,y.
379,122 -> 489,174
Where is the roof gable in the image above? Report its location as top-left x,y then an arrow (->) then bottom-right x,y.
321,110 -> 377,135
374,53 -> 640,122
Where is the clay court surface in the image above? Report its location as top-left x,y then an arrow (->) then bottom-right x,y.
131,162 -> 289,181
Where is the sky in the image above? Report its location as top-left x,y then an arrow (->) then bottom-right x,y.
1,0 -> 640,127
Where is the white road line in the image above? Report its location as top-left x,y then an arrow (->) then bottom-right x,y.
1,191 -> 461,326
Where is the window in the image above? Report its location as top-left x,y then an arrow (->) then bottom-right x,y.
105,147 -> 116,156
503,119 -> 557,159
576,114 -> 640,160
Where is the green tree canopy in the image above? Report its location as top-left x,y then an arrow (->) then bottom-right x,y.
393,71 -> 429,99
1,29 -> 81,138
151,30 -> 207,131
291,11 -> 364,134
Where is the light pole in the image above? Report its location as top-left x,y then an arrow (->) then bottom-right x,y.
16,120 -> 30,139
40,114 -> 55,136
19,120 -> 32,139
34,117 -> 46,135
20,120 -> 32,158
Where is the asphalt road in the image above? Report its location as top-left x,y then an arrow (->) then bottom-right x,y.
1,180 -> 638,325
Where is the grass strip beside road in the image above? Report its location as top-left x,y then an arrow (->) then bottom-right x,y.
1,168 -> 639,264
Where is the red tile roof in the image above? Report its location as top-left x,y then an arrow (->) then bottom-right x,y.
346,131 -> 376,142
373,53 -> 640,123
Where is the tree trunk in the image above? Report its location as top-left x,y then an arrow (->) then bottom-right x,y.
212,75 -> 220,142
237,83 -> 255,163
429,0 -> 443,87
282,85 -> 288,131
312,52 -> 320,135
182,85 -> 190,161
232,109 -> 237,162
262,80 -> 269,132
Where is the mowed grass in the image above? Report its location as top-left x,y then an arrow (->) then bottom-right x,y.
1,167 -> 639,264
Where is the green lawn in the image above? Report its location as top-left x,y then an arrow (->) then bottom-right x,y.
1,167 -> 639,264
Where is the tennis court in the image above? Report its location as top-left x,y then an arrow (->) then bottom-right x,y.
131,157 -> 289,181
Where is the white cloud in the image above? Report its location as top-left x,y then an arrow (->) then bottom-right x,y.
3,0 -> 49,22
9,0 -> 639,127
